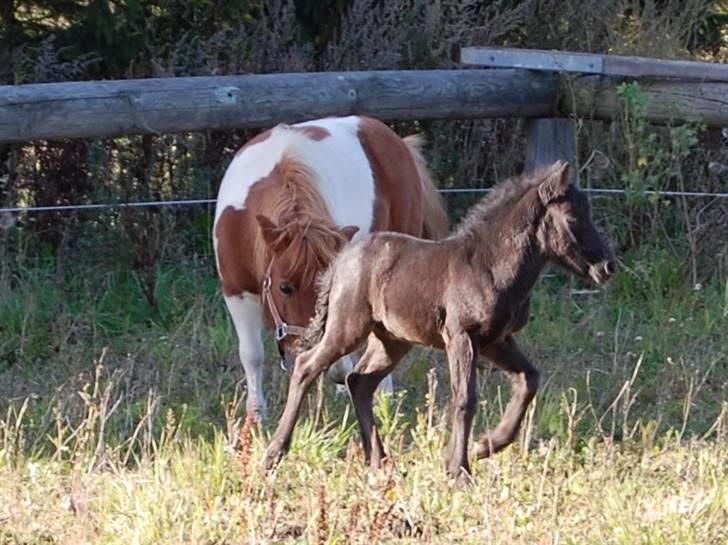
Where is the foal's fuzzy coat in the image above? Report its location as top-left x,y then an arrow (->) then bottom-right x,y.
266,161 -> 615,478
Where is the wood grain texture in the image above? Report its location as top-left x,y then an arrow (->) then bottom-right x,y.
565,75 -> 728,128
525,118 -> 576,183
0,70 -> 560,142
463,47 -> 728,82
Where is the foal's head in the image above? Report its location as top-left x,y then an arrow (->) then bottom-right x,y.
537,162 -> 615,284
256,214 -> 358,354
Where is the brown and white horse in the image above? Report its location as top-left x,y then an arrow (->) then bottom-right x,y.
213,116 -> 448,417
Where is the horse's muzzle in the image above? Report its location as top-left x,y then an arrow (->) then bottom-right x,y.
589,260 -> 616,284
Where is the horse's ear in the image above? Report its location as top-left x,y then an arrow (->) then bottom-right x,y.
340,225 -> 359,242
256,214 -> 288,253
538,161 -> 570,204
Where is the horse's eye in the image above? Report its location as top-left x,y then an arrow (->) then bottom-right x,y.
279,282 -> 295,297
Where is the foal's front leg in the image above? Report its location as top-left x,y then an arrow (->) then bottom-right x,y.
262,342 -> 340,469
475,335 -> 540,458
444,330 -> 478,478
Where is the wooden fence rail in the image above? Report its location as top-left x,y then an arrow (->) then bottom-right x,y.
0,70 -> 559,142
3,51 -> 728,143
463,47 -> 728,128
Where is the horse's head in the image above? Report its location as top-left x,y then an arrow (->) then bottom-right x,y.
256,214 -> 359,355
537,161 -> 615,285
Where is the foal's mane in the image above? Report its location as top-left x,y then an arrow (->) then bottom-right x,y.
253,154 -> 346,287
455,164 -> 557,234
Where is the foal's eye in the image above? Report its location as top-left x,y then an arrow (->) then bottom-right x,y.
279,282 -> 295,297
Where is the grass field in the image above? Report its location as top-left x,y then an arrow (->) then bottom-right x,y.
1,246 -> 726,544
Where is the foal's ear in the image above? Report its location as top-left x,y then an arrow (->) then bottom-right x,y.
256,214 -> 289,253
538,161 -> 570,204
339,225 -> 359,243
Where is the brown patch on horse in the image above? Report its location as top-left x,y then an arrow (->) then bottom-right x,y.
291,125 -> 330,141
357,117 -> 447,239
235,129 -> 272,156
215,206 -> 258,296
403,134 -> 449,240
252,155 -> 347,288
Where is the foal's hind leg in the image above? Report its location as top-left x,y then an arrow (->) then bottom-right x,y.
474,335 -> 539,459
345,333 -> 410,468
444,330 -> 479,478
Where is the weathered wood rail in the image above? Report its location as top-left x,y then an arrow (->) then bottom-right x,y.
0,70 -> 559,142
463,47 -> 728,128
3,48 -> 727,143
565,77 -> 728,127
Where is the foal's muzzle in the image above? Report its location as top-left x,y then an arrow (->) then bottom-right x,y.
588,259 -> 616,285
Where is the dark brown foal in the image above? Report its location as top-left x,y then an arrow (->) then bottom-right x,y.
263,161 -> 615,478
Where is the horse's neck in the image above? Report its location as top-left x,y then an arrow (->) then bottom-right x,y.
467,191 -> 547,300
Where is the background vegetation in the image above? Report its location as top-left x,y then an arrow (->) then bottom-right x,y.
1,1 -> 727,543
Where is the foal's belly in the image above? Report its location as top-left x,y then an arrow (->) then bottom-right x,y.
367,236 -> 448,348
375,291 -> 446,349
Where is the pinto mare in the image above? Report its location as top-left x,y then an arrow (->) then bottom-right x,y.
263,161 -> 616,478
213,116 -> 448,418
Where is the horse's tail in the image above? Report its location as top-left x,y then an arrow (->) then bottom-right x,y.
296,263 -> 335,352
403,134 -> 449,241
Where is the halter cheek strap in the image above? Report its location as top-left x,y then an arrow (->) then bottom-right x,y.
261,261 -> 307,343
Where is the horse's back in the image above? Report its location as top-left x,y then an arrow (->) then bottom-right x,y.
213,116 -> 446,296
215,116 -> 381,237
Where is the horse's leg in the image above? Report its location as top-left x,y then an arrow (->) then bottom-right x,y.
224,293 -> 266,419
326,353 -> 357,386
345,334 -> 409,468
328,348 -> 395,395
444,331 -> 478,479
263,316 -> 372,469
474,335 -> 540,458
379,373 -> 394,395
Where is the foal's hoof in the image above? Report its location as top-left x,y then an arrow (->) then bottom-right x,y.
454,470 -> 476,487
446,465 -> 475,486
262,443 -> 285,470
474,440 -> 494,459
474,435 -> 503,460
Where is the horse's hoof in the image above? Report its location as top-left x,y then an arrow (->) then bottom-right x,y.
246,404 -> 267,424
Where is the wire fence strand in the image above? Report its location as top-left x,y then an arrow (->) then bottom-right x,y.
1,187 -> 728,214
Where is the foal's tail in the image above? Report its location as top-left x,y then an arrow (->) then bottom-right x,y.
296,264 -> 335,352
403,134 -> 449,241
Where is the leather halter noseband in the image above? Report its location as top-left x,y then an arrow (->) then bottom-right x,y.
261,261 -> 307,343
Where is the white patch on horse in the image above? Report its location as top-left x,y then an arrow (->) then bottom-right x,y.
213,116 -> 377,275
287,116 -> 376,239
214,117 -> 390,407
214,127 -> 289,222
224,292 -> 267,416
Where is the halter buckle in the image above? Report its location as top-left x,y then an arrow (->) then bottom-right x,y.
275,322 -> 289,341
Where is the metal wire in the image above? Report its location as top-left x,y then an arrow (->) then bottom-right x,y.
0,198 -> 216,213
1,187 -> 727,214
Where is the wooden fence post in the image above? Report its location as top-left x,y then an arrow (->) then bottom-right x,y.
525,118 -> 577,182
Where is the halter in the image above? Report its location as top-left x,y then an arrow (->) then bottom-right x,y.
261,261 -> 307,343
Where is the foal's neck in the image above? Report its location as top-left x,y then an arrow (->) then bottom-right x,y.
467,188 -> 547,299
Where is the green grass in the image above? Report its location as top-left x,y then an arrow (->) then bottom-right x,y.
0,248 -> 726,544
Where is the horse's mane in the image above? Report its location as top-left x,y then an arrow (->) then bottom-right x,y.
455,163 -> 558,234
253,155 -> 346,287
